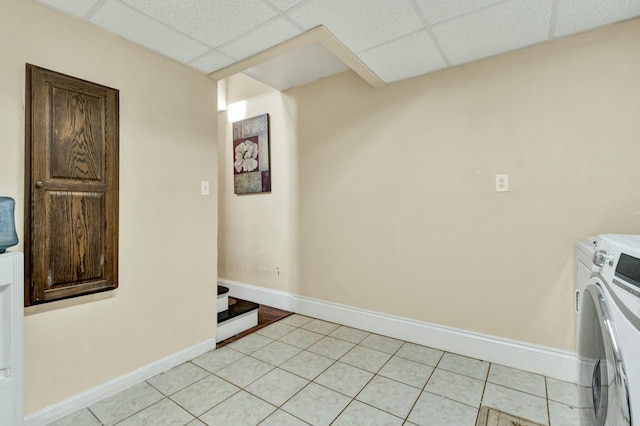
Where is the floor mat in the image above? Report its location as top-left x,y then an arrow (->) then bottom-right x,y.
476,406 -> 545,426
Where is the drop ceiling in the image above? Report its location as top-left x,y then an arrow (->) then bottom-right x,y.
37,0 -> 640,89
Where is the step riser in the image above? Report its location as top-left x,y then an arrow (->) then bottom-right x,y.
217,294 -> 228,313
216,287 -> 259,342
217,311 -> 258,342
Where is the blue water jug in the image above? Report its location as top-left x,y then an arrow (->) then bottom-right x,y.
0,197 -> 18,253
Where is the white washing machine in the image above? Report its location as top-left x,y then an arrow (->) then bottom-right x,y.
576,237 -> 597,344
578,234 -> 640,426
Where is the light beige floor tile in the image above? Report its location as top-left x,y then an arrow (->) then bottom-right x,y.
546,377 -> 583,407
256,322 -> 297,340
378,356 -> 434,389
259,409 -> 309,425
424,368 -> 484,408
89,382 -> 163,425
282,383 -> 350,426
215,356 -> 274,388
306,336 -> 355,360
279,329 -> 324,349
279,314 -> 314,327
360,334 -> 404,354
191,347 -> 244,373
407,392 -> 478,426
49,409 -> 100,426
548,401 -> 586,426
146,362 -> 209,396
200,391 -> 275,425
438,353 -> 489,380
227,333 -> 274,355
482,383 -> 549,425
117,398 -> 194,426
340,345 -> 391,373
170,374 -> 239,416
395,342 -> 444,367
251,341 -> 302,366
314,362 -> 374,397
329,326 -> 370,344
356,376 -> 420,418
279,350 -> 334,380
333,400 -> 403,425
73,314 -> 572,426
246,368 -> 309,406
301,319 -> 341,335
488,364 -> 546,397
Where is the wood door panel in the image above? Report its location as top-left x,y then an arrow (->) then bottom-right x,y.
25,64 -> 118,306
50,87 -> 105,181
49,191 -> 105,286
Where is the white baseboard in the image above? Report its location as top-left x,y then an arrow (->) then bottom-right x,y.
219,278 -> 579,383
24,338 -> 216,426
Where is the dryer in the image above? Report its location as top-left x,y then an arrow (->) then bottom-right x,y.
578,234 -> 640,426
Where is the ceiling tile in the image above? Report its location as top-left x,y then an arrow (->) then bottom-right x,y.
36,0 -> 99,18
413,0 -> 505,25
286,0 -> 424,52
243,42 -> 350,91
358,30 -> 447,83
218,17 -> 302,60
554,0 -> 640,37
90,0 -> 210,63
188,50 -> 235,74
266,0 -> 306,12
122,0 -> 278,47
433,0 -> 553,66
35,0 -> 640,87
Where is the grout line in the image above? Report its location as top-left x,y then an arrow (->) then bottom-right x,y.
272,321 -> 344,423
78,313 -> 564,425
477,362 -> 491,425
544,376 -> 551,425
86,406 -> 102,425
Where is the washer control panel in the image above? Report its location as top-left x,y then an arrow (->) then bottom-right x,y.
594,234 -> 640,322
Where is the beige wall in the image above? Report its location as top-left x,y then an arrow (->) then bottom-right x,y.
219,18 -> 640,352
218,74 -> 299,294
0,0 -> 218,414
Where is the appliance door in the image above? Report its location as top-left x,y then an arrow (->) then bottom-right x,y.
0,253 -> 22,426
578,282 -> 631,426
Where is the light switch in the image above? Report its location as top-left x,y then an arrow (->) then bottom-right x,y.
200,180 -> 210,196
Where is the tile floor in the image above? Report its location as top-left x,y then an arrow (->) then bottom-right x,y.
50,314 -> 584,426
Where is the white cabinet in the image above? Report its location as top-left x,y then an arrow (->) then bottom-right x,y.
0,252 -> 23,426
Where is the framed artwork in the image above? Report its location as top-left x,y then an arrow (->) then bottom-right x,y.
232,113 -> 271,194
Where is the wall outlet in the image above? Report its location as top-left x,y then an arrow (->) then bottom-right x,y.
495,174 -> 509,192
200,180 -> 210,196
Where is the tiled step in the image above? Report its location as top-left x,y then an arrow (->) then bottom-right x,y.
217,285 -> 229,314
216,296 -> 259,342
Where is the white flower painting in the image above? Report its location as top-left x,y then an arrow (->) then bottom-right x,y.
232,113 -> 271,194
234,139 -> 259,173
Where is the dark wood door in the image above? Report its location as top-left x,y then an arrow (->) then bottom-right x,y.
24,64 -> 119,306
